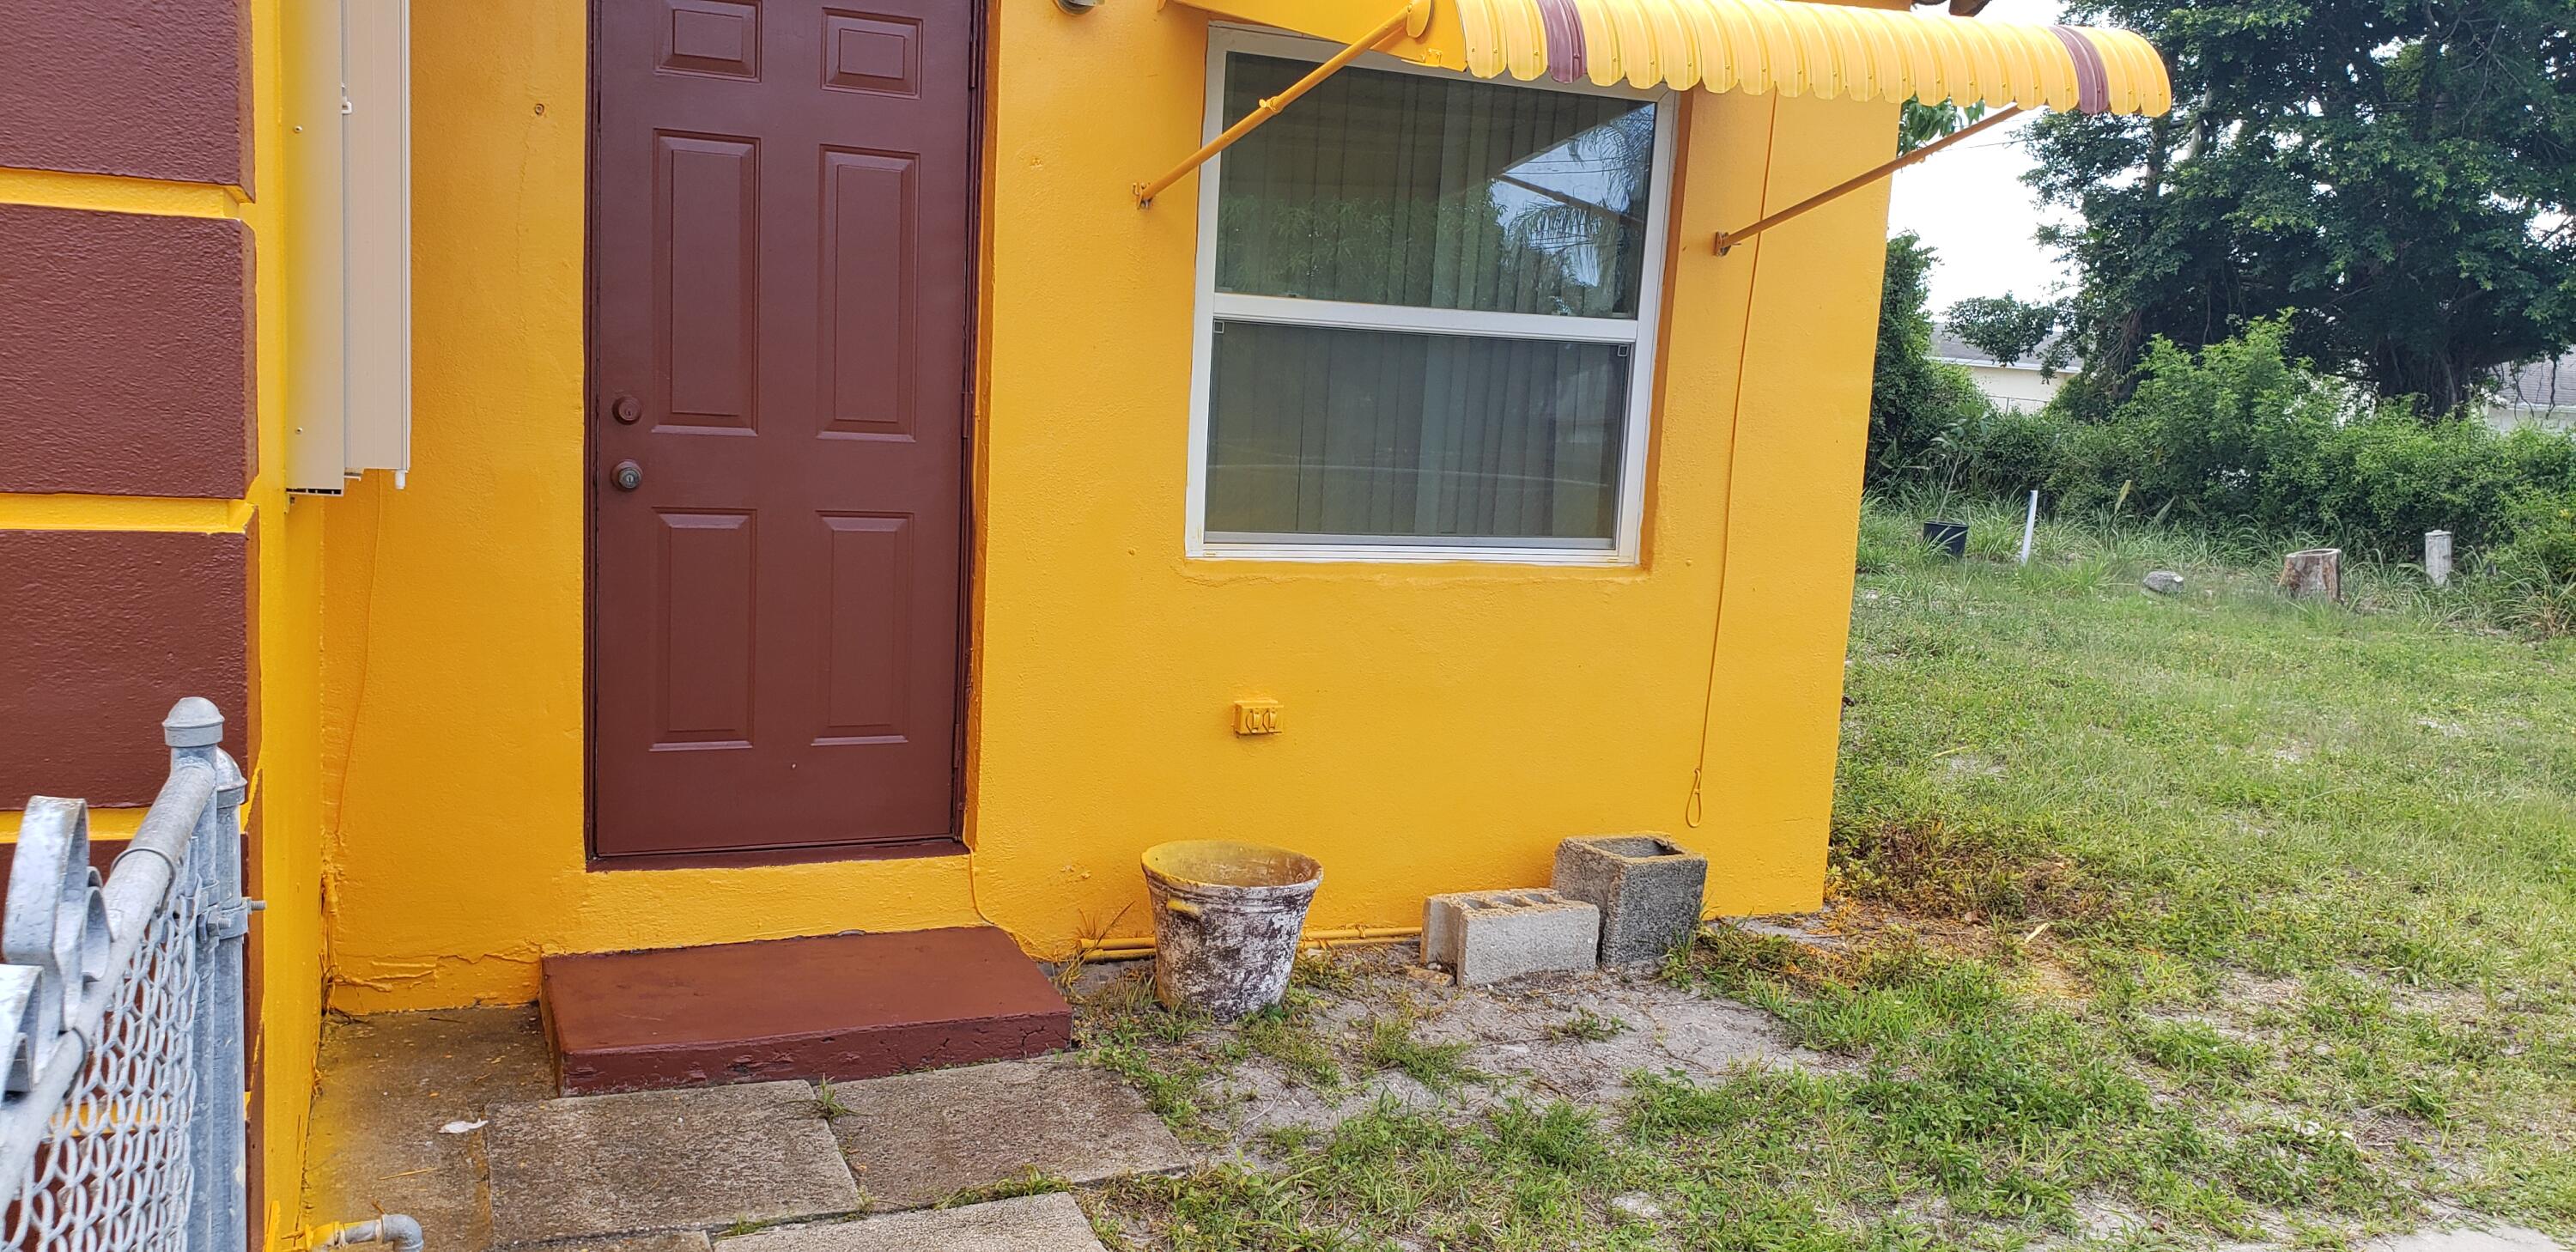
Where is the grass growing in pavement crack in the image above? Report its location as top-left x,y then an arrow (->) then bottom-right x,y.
810,1078 -> 852,1121
939,1167 -> 1072,1210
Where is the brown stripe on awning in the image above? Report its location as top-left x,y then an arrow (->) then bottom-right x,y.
1532,0 -> 1589,83
2050,25 -> 2111,113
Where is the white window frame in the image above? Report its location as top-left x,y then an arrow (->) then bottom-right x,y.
1183,25 -> 1680,566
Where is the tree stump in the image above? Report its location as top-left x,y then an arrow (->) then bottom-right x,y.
2280,548 -> 2342,600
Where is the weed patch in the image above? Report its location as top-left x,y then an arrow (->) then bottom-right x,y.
1832,815 -> 2109,928
1358,1014 -> 1481,1092
1237,1004 -> 1344,1088
1546,1006 -> 1631,1042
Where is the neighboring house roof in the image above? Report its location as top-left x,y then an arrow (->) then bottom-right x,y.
1929,330 -> 2072,373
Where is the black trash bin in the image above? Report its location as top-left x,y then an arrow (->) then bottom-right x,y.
1923,520 -> 1969,557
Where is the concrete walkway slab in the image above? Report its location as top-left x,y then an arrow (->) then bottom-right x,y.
717,1194 -> 1107,1252
486,1080 -> 860,1246
297,1006 -> 554,1252
557,1237 -> 713,1252
827,1057 -> 1190,1209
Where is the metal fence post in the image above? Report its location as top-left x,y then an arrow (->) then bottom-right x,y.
172,698 -> 251,1252
0,696 -> 253,1251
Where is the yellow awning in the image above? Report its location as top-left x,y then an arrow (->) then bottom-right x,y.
1175,0 -> 2172,117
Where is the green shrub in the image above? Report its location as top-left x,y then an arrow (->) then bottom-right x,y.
1922,319 -> 2576,561
2290,416 -> 2576,556
2076,319 -> 2356,530
2495,489 -> 2576,584
1869,234 -> 1996,483
1940,404 -> 2074,496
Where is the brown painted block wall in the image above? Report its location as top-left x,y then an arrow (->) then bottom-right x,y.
0,530 -> 249,808
0,0 -> 251,189
0,206 -> 254,498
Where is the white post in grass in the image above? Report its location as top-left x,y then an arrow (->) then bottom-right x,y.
2425,530 -> 2453,587
2017,490 -> 2039,566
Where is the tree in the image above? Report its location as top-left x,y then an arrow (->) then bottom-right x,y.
1869,234 -> 1991,480
2028,0 -> 2576,416
1899,99 -> 1986,154
1945,294 -> 2067,374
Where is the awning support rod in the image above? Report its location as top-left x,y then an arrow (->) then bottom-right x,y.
1134,0 -> 1420,207
1714,104 -> 2025,254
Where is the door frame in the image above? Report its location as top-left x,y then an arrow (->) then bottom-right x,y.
578,0 -> 985,871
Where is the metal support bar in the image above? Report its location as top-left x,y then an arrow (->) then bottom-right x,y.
1714,105 -> 2026,254
1134,1 -> 1419,206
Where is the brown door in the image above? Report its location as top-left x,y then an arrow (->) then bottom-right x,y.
589,0 -> 974,860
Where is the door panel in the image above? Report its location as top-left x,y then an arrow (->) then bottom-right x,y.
658,135 -> 760,428
592,0 -> 973,860
822,149 -> 916,435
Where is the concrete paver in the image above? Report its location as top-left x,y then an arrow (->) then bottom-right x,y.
485,1080 -> 860,1246
556,1236 -> 714,1252
297,1006 -> 555,1252
826,1057 -> 1191,1209
716,1194 -> 1107,1252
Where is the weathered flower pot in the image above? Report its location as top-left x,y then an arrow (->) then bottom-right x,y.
1143,840 -> 1321,1020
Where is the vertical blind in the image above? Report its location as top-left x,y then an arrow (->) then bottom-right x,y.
1202,52 -> 1662,548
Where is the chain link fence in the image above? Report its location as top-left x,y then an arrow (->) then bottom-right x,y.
0,699 -> 252,1252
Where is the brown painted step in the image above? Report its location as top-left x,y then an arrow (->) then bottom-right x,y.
540,927 -> 1072,1096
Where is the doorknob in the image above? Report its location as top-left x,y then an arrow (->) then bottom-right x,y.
611,460 -> 644,491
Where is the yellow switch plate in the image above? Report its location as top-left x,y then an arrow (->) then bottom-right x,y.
1232,699 -> 1283,736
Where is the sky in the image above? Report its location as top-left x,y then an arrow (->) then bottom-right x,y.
1884,0 -> 2084,313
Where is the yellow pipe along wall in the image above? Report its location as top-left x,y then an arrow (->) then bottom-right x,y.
319,0 -> 1892,1011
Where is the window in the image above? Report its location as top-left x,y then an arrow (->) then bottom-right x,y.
1186,29 -> 1675,563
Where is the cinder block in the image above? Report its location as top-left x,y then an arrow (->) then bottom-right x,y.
1421,890 -> 1601,987
1552,835 -> 1707,967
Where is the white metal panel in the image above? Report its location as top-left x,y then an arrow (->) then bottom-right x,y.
342,0 -> 413,481
287,0 -> 411,494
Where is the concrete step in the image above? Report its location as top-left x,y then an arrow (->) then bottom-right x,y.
540,927 -> 1072,1095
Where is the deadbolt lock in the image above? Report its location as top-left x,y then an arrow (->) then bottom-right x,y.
611,395 -> 643,423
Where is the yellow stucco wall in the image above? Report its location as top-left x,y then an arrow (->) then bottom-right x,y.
0,0 -> 330,1241
319,0 -> 1893,1012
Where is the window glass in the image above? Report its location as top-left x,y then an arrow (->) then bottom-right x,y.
1214,53 -> 1660,319
1206,321 -> 1630,544
1194,43 -> 1667,556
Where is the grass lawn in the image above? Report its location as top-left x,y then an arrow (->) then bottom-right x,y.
1085,499 -> 2576,1251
